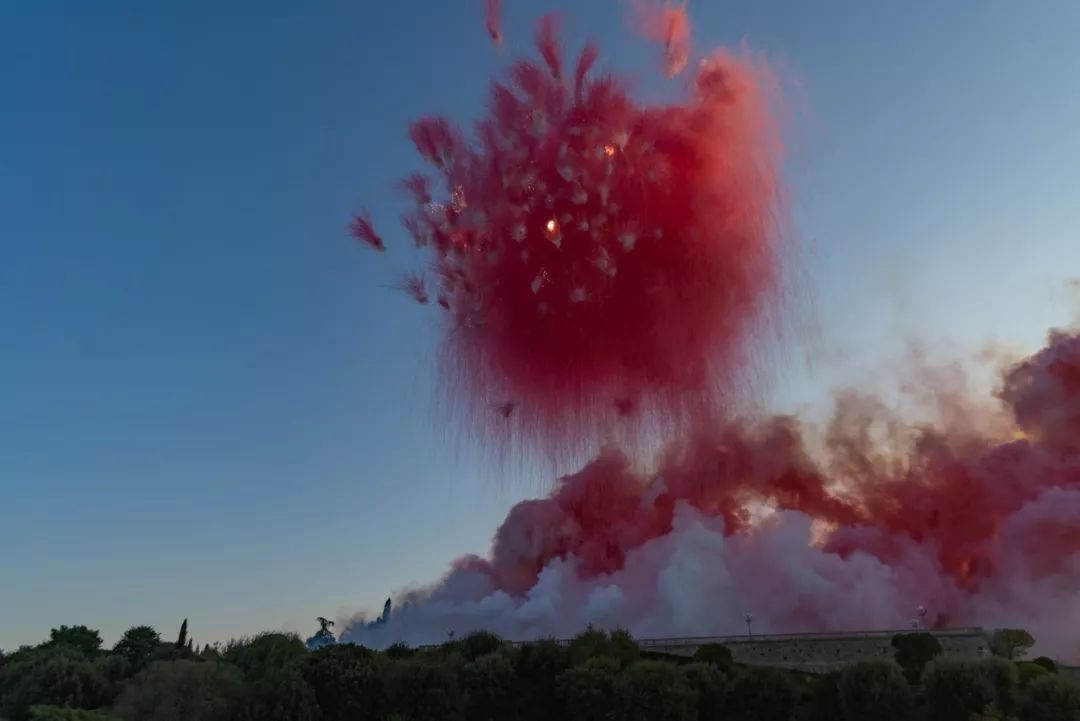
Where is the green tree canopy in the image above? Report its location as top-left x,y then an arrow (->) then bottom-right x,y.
922,657 -> 1016,721
682,662 -> 730,721
513,639 -> 570,721
300,643 -> 384,721
558,656 -> 621,721
111,627 -> 161,673
837,660 -> 914,721
1019,674 -> 1080,721
27,707 -> 116,721
567,629 -> 640,668
43,627 -> 103,659
727,667 -> 798,721
111,660 -> 243,721
384,655 -> 465,721
231,667 -> 320,721
615,660 -> 696,721
461,652 -> 515,721
890,632 -> 942,684
989,628 -> 1035,660
0,646 -> 110,721
692,644 -> 734,674
221,633 -> 307,681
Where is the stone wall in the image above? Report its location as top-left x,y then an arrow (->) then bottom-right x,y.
638,628 -> 990,673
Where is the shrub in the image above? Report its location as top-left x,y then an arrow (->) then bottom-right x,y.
558,657 -> 621,721
300,643 -> 384,721
682,663 -> 730,721
221,633 -> 306,680
1018,661 -> 1051,687
692,645 -> 734,674
801,671 -> 843,721
514,639 -> 570,721
461,652 -> 515,721
614,660 -> 696,721
727,667 -> 798,721
455,631 -> 506,662
890,632 -> 942,685
26,708 -> 115,721
568,629 -> 639,668
232,667 -> 319,721
111,660 -> 243,721
837,660 -> 913,721
383,656 -> 465,721
1018,674 -> 1080,721
921,657 -> 1016,721
0,647 -> 110,721
1032,656 -> 1058,673
384,643 -> 415,660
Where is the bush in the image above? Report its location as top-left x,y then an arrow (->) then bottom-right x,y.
1018,661 -> 1051,687
558,657 -> 621,721
26,708 -> 115,721
692,645 -> 734,674
0,647 -> 111,721
567,629 -> 639,668
462,652 -> 515,721
514,639 -> 570,721
801,671 -> 843,721
384,643 -> 415,660
300,643 -> 384,721
922,657 -> 1016,721
890,632 -> 942,685
384,656 -> 465,721
614,660 -> 696,721
231,667 -> 320,721
455,631 -> 506,661
727,667 -> 798,721
682,663 -> 730,721
111,660 -> 243,721
1032,656 -> 1058,673
221,633 -> 307,680
837,660 -> 913,721
1018,674 -> 1080,721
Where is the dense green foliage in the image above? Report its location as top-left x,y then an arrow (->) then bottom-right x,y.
891,632 -> 943,684
1,624 -> 1074,721
837,660 -> 914,721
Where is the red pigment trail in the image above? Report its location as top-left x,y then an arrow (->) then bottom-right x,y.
354,8 -> 786,462
634,1 -> 692,77
344,329 -> 1080,657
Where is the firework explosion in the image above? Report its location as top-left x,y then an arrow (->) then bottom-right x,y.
344,3 -> 1080,658
355,4 -> 786,462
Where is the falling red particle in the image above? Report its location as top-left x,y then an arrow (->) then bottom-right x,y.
485,0 -> 502,48
396,272 -> 429,305
635,1 -> 691,78
358,9 -> 786,461
350,209 -> 386,252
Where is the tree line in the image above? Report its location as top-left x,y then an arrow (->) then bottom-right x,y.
1,622 -> 1077,721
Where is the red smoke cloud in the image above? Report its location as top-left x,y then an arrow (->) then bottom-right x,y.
355,9 -> 786,463
343,4 -> 1080,659
345,328 -> 1080,657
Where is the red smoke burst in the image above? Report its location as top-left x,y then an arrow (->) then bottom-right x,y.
634,1 -> 692,78
345,328 -> 1080,657
358,8 -> 786,462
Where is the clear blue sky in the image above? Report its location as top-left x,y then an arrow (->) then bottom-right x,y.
2,0 -> 1078,651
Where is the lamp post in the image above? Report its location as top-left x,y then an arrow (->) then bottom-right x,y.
745,614 -> 754,641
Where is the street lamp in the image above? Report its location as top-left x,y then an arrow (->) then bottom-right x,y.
744,614 -> 754,640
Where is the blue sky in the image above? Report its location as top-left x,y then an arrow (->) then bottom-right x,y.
1,0 -> 1078,651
